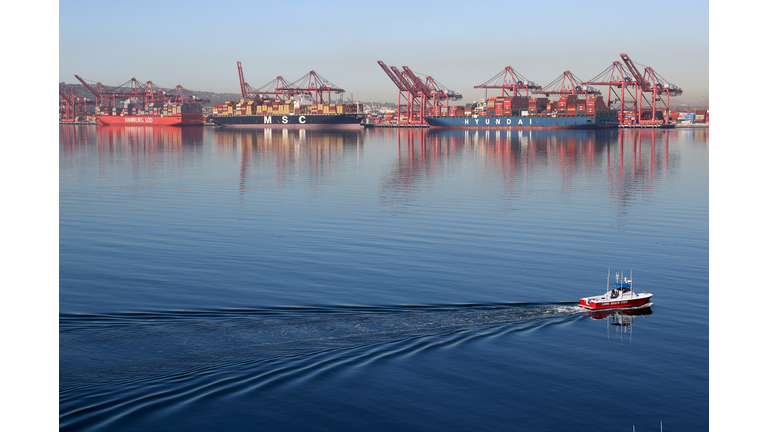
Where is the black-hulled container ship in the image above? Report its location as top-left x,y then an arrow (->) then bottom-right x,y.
209,93 -> 364,128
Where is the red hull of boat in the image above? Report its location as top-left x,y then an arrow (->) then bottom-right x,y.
96,114 -> 204,126
579,296 -> 651,310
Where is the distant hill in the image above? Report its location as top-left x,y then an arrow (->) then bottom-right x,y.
60,82 -> 708,111
669,96 -> 709,110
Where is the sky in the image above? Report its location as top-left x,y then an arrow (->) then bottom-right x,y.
3,1 -> 765,430
58,0 -> 710,105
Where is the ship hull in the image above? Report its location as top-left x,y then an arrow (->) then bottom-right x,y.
210,114 -> 364,128
96,114 -> 205,126
424,115 -> 618,129
579,295 -> 652,310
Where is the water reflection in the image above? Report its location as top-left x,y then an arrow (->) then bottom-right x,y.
585,306 -> 653,343
212,128 -> 364,198
60,126 -> 363,187
60,124 -> 95,152
60,125 -> 704,219
377,128 -> 700,215
95,125 -> 204,149
212,128 -> 364,168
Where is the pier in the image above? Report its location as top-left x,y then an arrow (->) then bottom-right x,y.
363,123 -> 429,129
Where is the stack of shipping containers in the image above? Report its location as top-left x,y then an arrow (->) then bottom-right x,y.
211,99 -> 362,117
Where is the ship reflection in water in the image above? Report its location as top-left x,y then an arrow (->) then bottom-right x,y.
212,128 -> 364,198
377,127 -> 706,218
96,125 -> 205,148
585,305 -> 653,343
60,124 -> 705,224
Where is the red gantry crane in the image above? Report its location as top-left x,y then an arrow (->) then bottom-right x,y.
237,61 -> 291,101
425,76 -> 463,110
169,85 -> 209,105
75,75 -> 209,109
583,54 -> 682,125
620,54 -> 682,124
398,66 -> 432,124
582,60 -> 637,125
532,70 -> 603,117
279,70 -> 345,105
75,76 -> 152,109
641,66 -> 682,124
59,87 -> 91,122
377,61 -> 462,125
534,71 -> 601,97
377,61 -> 413,124
402,66 -> 462,112
74,75 -> 105,106
252,76 -> 292,101
474,67 -> 542,98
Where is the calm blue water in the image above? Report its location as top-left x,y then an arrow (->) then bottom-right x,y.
60,125 -> 709,431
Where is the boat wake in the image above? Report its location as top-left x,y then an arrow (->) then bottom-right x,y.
61,304 -> 585,382
60,303 -> 584,430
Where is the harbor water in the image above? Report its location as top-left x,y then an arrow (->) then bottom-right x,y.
60,125 -> 709,431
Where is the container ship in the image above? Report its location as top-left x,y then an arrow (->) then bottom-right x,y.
209,93 -> 364,128
424,95 -> 618,129
95,101 -> 205,126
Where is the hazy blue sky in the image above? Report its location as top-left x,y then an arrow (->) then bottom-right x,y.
58,0 -> 710,105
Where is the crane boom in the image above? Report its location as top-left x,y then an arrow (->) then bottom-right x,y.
533,71 -> 600,96
237,61 -> 248,99
474,66 -> 541,97
620,54 -> 650,90
377,61 -> 408,91
74,75 -> 101,101
389,66 -> 414,93
401,66 -> 430,96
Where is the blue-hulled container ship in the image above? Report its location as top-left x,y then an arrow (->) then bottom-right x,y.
424,95 -> 618,129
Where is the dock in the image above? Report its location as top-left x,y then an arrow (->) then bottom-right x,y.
363,123 -> 429,129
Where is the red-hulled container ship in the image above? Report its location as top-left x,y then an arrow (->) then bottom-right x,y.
95,101 -> 205,126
